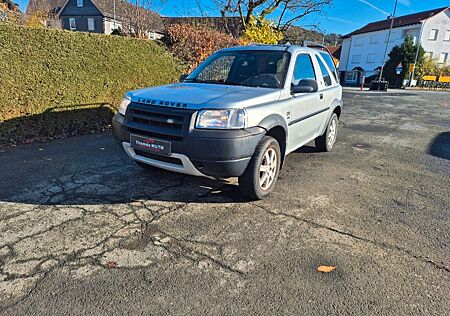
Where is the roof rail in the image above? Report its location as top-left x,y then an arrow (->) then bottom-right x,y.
302,41 -> 333,56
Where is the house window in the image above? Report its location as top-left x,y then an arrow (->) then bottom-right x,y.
385,31 -> 399,43
444,30 -> 450,41
77,0 -> 83,7
88,18 -> 95,31
402,28 -> 419,44
366,53 -> 376,63
345,71 -> 357,82
370,35 -> 378,44
438,53 -> 448,64
354,37 -> 363,46
429,29 -> 438,41
351,55 -> 361,64
69,18 -> 76,30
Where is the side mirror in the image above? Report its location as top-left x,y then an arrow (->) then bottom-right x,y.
291,79 -> 319,94
179,74 -> 188,82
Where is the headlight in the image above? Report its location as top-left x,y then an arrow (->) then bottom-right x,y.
118,96 -> 131,115
196,109 -> 246,129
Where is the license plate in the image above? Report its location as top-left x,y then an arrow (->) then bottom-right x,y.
130,134 -> 171,156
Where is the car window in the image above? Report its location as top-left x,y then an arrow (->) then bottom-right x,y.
188,51 -> 291,89
320,52 -> 338,81
292,54 -> 316,86
197,55 -> 235,82
315,55 -> 333,87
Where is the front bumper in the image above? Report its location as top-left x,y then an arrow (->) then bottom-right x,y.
112,113 -> 265,178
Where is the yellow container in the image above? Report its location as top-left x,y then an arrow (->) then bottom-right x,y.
422,75 -> 437,81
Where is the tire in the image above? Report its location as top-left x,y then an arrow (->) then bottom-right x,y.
315,113 -> 338,152
135,161 -> 155,171
238,136 -> 281,200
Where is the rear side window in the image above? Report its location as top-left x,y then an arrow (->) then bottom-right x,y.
315,56 -> 333,87
320,52 -> 338,81
292,54 -> 316,86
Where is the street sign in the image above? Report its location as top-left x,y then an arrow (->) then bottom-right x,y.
396,63 -> 403,75
409,64 -> 415,73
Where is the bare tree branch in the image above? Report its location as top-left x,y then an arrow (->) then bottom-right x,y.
216,0 -> 333,31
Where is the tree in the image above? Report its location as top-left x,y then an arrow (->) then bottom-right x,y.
241,16 -> 283,44
121,0 -> 165,38
216,0 -> 333,33
383,37 -> 425,86
418,57 -> 450,78
25,0 -> 62,27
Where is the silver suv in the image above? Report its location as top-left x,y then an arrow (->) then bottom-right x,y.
112,44 -> 343,199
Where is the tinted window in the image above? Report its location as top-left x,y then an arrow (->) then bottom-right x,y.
188,51 -> 291,89
292,54 -> 316,86
197,55 -> 235,82
320,52 -> 338,81
316,56 -> 333,87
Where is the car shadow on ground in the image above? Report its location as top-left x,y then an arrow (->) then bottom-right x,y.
0,134 -> 324,206
427,132 -> 450,160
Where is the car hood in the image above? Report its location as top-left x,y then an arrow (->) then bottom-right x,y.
128,83 -> 282,110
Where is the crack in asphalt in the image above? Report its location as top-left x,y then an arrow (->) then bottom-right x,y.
251,203 -> 450,273
0,178 -> 246,312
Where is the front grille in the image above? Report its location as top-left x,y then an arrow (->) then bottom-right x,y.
128,128 -> 182,141
124,102 -> 195,140
134,150 -> 183,165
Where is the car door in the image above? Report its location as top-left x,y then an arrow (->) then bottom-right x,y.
288,52 -> 326,148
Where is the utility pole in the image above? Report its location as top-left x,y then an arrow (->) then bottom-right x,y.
113,0 -> 116,30
378,0 -> 399,90
409,19 -> 427,87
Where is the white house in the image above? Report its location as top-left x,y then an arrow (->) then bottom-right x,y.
339,6 -> 450,85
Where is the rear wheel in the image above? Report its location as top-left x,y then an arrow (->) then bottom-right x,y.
315,113 -> 338,152
238,136 -> 281,200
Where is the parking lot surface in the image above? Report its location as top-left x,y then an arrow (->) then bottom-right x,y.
0,90 -> 449,315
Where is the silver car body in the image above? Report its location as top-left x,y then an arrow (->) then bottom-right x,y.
120,45 -> 343,177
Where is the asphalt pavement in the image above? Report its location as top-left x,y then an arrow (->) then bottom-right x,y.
0,90 -> 449,315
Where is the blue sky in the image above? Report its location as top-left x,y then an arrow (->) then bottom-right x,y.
18,0 -> 450,34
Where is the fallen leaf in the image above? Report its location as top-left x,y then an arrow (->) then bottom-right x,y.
106,261 -> 117,268
317,265 -> 336,273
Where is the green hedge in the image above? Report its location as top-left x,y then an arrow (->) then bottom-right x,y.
0,24 -> 181,146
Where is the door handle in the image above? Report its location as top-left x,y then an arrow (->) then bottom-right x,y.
320,93 -> 324,100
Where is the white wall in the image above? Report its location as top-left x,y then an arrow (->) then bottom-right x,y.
421,10 -> 450,65
339,24 -> 421,74
340,8 -> 450,81
339,38 -> 351,72
104,18 -> 122,35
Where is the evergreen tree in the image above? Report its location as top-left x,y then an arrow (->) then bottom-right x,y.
383,37 -> 425,87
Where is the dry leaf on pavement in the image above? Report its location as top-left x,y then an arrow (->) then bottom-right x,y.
317,265 -> 336,273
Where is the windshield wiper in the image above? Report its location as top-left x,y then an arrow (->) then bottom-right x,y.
224,81 -> 256,87
184,78 -> 225,85
185,79 -> 259,88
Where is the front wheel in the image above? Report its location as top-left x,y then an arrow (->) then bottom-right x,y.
315,113 -> 338,152
238,136 -> 281,200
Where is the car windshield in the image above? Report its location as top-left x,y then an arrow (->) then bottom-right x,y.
186,50 -> 291,89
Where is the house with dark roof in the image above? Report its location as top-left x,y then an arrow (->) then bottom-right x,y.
339,6 -> 450,85
57,0 -> 163,38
